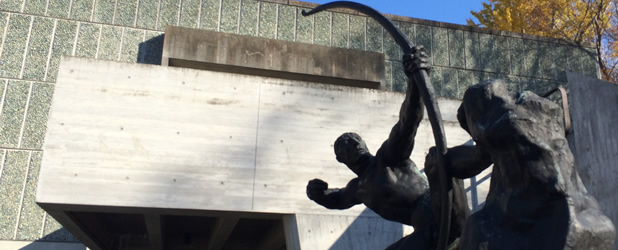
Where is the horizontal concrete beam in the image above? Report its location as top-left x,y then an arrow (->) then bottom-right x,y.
162,26 -> 385,89
0,240 -> 86,250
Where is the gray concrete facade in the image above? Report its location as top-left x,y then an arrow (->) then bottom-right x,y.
568,72 -> 618,250
0,0 -> 602,247
40,56 -> 452,249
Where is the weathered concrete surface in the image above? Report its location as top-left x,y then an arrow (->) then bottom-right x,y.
162,26 -> 385,89
0,240 -> 86,250
287,212 -> 406,250
568,72 -> 618,249
36,57 -> 473,250
38,56 -> 472,216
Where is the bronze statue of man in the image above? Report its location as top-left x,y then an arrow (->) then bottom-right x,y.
440,80 -> 616,250
306,46 -> 469,248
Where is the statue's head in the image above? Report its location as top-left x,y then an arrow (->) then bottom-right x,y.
458,80 -> 515,141
334,132 -> 369,168
459,79 -> 564,149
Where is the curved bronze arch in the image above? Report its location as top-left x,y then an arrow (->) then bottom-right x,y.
303,2 -> 452,249
541,87 -> 571,135
302,2 -> 413,54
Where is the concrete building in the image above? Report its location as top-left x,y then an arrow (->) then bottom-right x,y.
0,0 -> 609,249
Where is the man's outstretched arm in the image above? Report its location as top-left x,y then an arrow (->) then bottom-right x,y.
381,46 -> 429,165
306,178 -> 362,209
445,144 -> 493,178
425,144 -> 493,180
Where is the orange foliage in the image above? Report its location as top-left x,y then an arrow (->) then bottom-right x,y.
468,0 -> 618,82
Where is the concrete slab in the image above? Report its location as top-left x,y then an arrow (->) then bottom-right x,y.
35,57 -> 489,250
162,26 -> 385,89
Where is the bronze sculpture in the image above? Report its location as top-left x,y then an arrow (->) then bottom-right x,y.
303,2 -> 616,249
303,2 -> 455,248
450,80 -> 616,249
306,47 -> 468,249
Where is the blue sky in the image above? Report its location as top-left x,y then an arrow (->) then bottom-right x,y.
305,0 -> 486,25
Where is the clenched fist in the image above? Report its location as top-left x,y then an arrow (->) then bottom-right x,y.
402,45 -> 431,78
306,179 -> 328,201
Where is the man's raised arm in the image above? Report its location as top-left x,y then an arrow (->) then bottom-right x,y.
380,46 -> 430,165
306,178 -> 362,209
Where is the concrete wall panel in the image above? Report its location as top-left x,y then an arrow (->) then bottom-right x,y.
38,57 -> 261,212
38,57 -> 477,217
290,213 -> 404,250
568,72 -> 618,249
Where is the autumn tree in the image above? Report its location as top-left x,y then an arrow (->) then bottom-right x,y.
467,0 -> 618,82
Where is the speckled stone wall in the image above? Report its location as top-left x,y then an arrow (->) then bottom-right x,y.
0,0 -> 601,245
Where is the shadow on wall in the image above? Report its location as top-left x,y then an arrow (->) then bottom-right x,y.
19,229 -> 84,250
329,208 -> 404,250
137,34 -> 165,65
